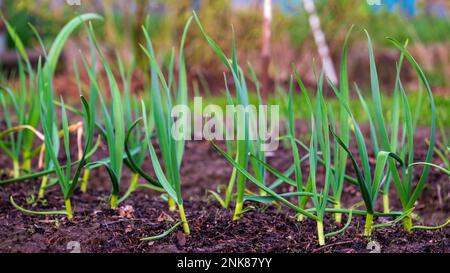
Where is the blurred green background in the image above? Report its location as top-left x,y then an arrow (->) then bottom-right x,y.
1,0 -> 449,98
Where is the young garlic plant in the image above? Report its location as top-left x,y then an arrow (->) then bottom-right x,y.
332,31 -> 437,233
296,71 -> 333,245
0,17 -> 40,174
116,54 -> 155,204
328,27 -> 353,224
210,63 -> 270,208
82,22 -> 126,209
382,35 -> 437,232
0,79 -> 43,179
77,34 -> 98,194
124,17 -> 193,235
10,56 -> 94,220
193,12 -> 252,221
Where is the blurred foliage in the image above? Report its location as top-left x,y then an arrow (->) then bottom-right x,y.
1,0 -> 449,88
3,0 -> 449,53
287,0 -> 450,48
4,10 -> 36,49
2,0 -> 41,49
201,89 -> 450,128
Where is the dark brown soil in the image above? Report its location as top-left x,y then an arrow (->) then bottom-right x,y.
0,125 -> 448,253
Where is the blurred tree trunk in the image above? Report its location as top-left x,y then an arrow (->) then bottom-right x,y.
303,0 -> 338,85
261,0 -> 272,98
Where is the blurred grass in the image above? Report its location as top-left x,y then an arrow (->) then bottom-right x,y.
198,90 -> 450,127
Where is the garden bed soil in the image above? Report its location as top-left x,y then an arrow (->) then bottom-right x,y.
0,126 -> 448,253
